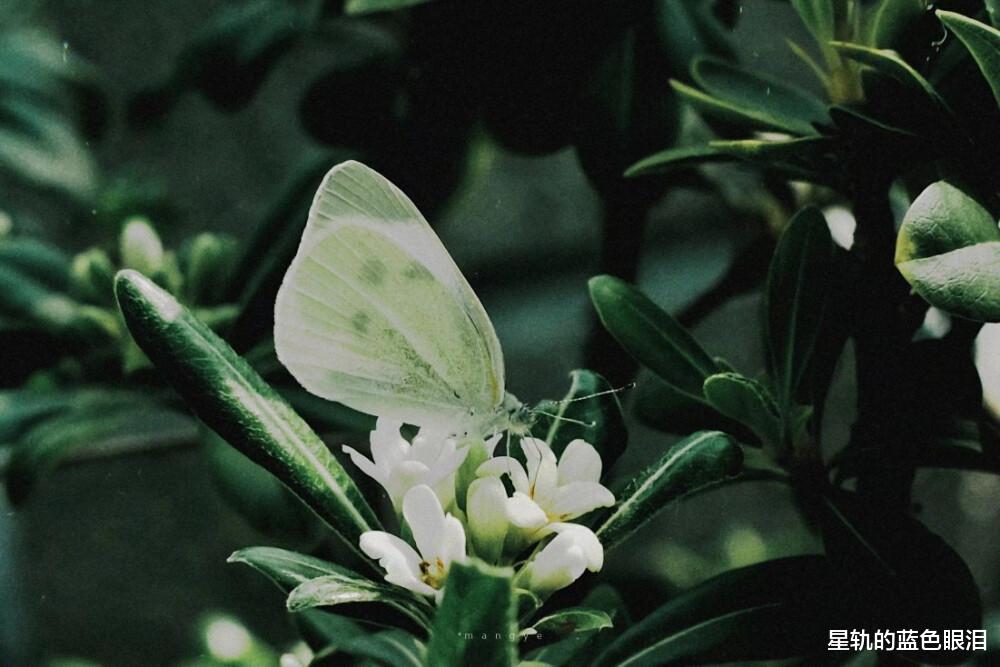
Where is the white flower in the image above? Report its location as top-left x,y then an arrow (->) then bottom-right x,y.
476,437 -> 615,533
343,417 -> 467,512
515,523 -> 604,597
466,476 -> 510,563
359,484 -> 466,600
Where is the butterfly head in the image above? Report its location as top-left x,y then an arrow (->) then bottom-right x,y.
500,392 -> 535,437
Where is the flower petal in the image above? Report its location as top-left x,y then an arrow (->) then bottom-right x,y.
439,514 -> 467,567
506,491 -> 548,529
402,484 -> 446,561
477,456 -> 529,493
370,418 -> 409,470
549,482 -> 616,521
467,477 -> 509,563
341,445 -> 386,487
551,522 -> 604,571
521,438 -> 558,500
524,532 -> 588,595
359,531 -> 434,597
557,439 -> 603,484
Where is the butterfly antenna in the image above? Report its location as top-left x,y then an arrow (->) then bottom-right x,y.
531,410 -> 597,429
558,382 -> 636,405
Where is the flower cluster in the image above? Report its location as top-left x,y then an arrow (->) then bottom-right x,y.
343,418 -> 616,602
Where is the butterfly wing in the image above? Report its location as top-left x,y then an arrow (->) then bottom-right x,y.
274,161 -> 505,433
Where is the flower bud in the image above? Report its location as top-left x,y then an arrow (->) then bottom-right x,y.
70,247 -> 115,304
119,216 -> 164,276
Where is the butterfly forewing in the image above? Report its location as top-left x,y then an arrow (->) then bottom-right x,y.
274,161 -> 505,433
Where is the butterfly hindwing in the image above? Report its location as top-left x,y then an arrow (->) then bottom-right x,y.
274,161 -> 505,432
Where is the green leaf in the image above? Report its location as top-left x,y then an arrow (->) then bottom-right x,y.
293,610 -> 364,656
0,238 -> 70,291
791,0 -> 835,48
895,181 -> 1000,321
690,57 -> 829,135
531,369 -> 627,466
670,79 -> 807,136
228,546 -> 363,591
340,630 -> 427,667
345,0 -> 435,14
287,574 -> 425,618
427,559 -> 516,667
989,0 -> 1000,28
626,137 -> 838,184
702,373 -> 782,448
596,431 -> 743,551
5,402 -> 194,504
0,389 -> 81,441
529,585 -> 630,666
764,207 -> 837,409
526,608 -> 613,638
821,492 -> 981,665
114,270 -> 381,558
832,41 -> 953,116
203,428 -> 320,543
592,556 -> 837,666
871,0 -> 928,49
937,11 -> 1000,106
588,275 -> 719,399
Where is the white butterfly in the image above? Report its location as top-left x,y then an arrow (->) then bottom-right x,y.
274,160 -> 531,438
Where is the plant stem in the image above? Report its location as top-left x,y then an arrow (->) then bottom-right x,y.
849,180 -> 921,515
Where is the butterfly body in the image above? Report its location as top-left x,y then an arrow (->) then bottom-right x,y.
275,161 -> 528,439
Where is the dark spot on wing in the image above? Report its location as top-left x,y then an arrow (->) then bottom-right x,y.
402,261 -> 433,281
351,311 -> 371,333
359,257 -> 387,285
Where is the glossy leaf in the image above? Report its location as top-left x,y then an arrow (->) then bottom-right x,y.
821,492 -> 981,664
765,207 -> 837,409
595,431 -> 743,551
634,376 -> 752,438
832,41 -> 953,116
228,546 -> 365,591
114,270 -> 381,558
427,559 -> 516,667
589,275 -> 719,399
529,585 -> 630,666
526,608 -> 613,638
937,11 -> 1000,106
690,57 -> 828,135
287,574 -> 431,631
702,373 -> 782,447
592,556 -> 836,666
791,0 -> 835,47
531,369 -> 627,465
895,182 -> 1000,321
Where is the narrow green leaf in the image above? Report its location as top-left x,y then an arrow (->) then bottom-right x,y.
791,0 -> 835,47
596,431 -> 743,551
670,79 -> 808,136
832,41 -> 953,116
592,556 -> 837,666
529,585 -> 630,666
527,608 -> 613,638
203,429 -> 320,543
5,403 -> 194,504
228,546 -> 364,591
989,0 -> 1000,28
702,373 -> 782,448
341,629 -> 427,667
294,610 -> 364,656
937,11 -> 1000,106
427,559 -> 516,667
691,57 -> 829,135
345,0 -> 434,14
634,376 -> 752,439
0,238 -> 70,291
531,369 -> 627,465
871,0 -> 928,49
288,574 -> 386,607
895,182 -> 1000,321
765,207 -> 837,409
588,275 -> 719,397
114,270 -> 381,558
626,145 -> 735,176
